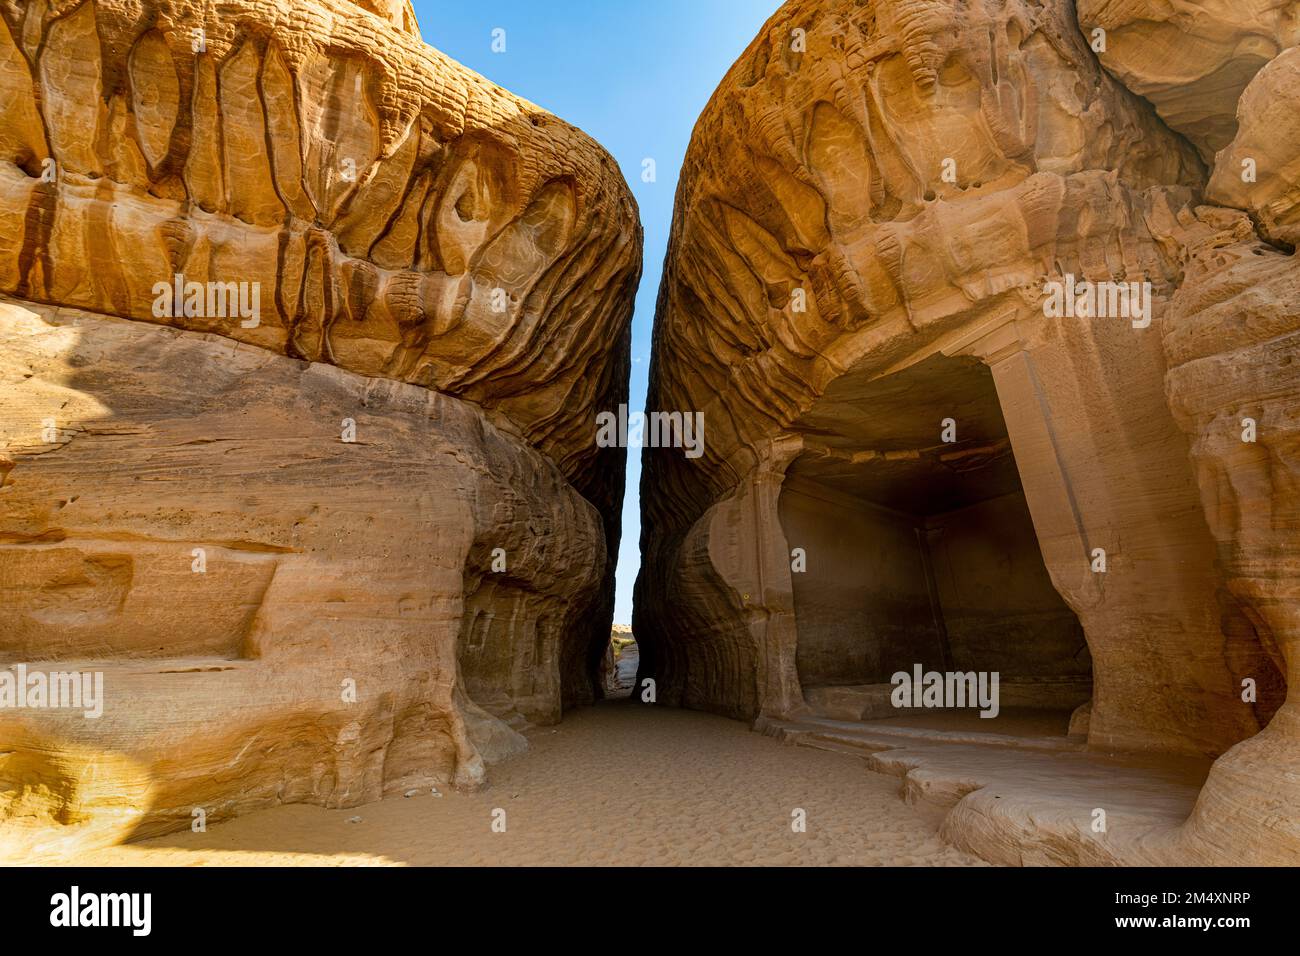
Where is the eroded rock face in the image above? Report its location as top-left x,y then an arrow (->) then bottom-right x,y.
638,0 -> 1298,863
0,0 -> 638,853
1076,0 -> 1300,161
0,299 -> 605,848
1207,46 -> 1300,248
0,0 -> 639,513
349,0 -> 419,35
1161,230 -> 1300,864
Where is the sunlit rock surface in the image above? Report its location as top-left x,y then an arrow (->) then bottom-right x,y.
1076,0 -> 1300,161
1207,45 -> 1300,248
637,0 -> 1298,864
0,0 -> 639,854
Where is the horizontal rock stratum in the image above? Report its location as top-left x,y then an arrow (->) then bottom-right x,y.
636,0 -> 1299,864
0,0 -> 640,854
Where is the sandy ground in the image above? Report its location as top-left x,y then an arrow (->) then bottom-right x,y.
68,701 -> 985,866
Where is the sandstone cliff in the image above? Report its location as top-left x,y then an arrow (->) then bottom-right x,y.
0,0 -> 639,854
637,0 -> 1299,864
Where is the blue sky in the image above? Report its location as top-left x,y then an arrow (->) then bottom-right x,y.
412,1 -> 779,624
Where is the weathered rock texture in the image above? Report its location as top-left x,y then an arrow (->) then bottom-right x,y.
0,0 -> 639,515
1077,0 -> 1299,162
0,0 -> 639,853
1207,45 -> 1300,248
637,0 -> 1299,864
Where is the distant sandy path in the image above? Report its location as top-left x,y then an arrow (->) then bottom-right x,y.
72,702 -> 985,866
